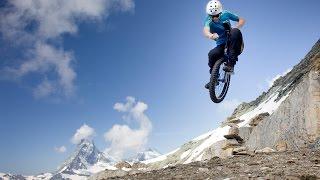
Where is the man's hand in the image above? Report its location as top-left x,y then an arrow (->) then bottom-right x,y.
209,33 -> 219,41
236,17 -> 245,29
203,27 -> 219,41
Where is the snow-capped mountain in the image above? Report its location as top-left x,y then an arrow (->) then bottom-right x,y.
51,139 -> 116,179
0,140 -> 117,180
0,140 -> 163,180
0,172 -> 53,180
128,148 -> 162,162
144,39 -> 320,169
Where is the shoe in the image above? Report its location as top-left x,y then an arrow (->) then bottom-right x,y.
205,82 -> 210,89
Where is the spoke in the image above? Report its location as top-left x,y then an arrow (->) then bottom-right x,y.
214,63 -> 227,98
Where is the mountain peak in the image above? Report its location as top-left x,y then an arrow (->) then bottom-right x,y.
55,139 -> 115,177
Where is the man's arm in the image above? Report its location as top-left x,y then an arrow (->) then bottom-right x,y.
203,27 -> 219,40
226,11 -> 245,29
236,17 -> 245,29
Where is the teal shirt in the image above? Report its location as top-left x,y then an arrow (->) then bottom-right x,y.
204,10 -> 239,45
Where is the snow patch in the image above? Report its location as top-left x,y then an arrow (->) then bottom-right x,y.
61,173 -> 87,180
182,90 -> 291,164
143,148 -> 180,164
192,129 -> 215,141
184,126 -> 229,164
238,91 -> 291,127
180,149 -> 191,160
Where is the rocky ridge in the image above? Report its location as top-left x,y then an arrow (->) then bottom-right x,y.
114,148 -> 320,179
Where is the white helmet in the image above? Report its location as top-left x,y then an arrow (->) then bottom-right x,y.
206,0 -> 223,15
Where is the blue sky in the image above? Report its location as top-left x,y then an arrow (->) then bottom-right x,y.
0,0 -> 319,175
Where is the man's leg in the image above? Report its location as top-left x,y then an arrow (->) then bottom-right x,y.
208,44 -> 225,73
206,45 -> 225,89
228,28 -> 243,66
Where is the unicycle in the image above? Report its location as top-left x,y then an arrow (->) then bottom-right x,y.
209,23 -> 234,103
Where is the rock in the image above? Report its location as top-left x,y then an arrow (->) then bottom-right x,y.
115,161 -> 132,169
198,167 -> 209,173
238,127 -> 253,142
228,126 -> 239,136
132,162 -> 147,169
216,166 -> 223,171
89,169 -> 128,179
276,140 -> 288,152
260,167 -> 272,171
222,139 -> 240,150
232,147 -> 247,153
226,123 -> 239,128
249,112 -> 270,127
224,134 -> 244,143
221,148 -> 234,157
128,169 -> 142,175
233,151 -> 252,156
226,117 -> 244,124
309,137 -> 320,149
255,147 -> 276,154
286,160 -> 295,164
232,147 -> 253,156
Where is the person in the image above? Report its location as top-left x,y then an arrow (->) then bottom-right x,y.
204,0 -> 245,89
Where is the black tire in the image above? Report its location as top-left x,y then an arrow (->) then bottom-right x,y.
209,58 -> 231,103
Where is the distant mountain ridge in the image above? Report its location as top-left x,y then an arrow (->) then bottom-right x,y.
0,140 -> 161,180
127,148 -> 162,162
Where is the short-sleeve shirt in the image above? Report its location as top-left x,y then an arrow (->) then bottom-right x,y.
204,10 -> 239,45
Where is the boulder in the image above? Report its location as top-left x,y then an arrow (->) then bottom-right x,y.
249,112 -> 270,127
232,146 -> 247,153
115,161 -> 132,169
232,147 -> 253,156
229,126 -> 239,136
222,139 -> 241,150
224,129 -> 244,143
226,117 -> 244,124
276,140 -> 288,152
221,147 -> 234,158
255,147 -> 276,154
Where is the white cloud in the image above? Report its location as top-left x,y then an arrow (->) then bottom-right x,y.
266,68 -> 292,87
0,0 -> 134,98
113,96 -> 136,112
216,99 -> 241,117
71,124 -> 96,144
104,97 -> 152,159
54,146 -> 67,153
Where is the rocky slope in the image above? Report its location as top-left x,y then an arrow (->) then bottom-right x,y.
116,148 -> 320,179
107,39 -> 319,173
91,39 -> 320,179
